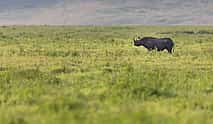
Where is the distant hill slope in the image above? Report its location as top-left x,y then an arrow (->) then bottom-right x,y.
0,0 -> 213,25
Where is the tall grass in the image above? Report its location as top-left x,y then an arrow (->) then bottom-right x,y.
0,26 -> 212,124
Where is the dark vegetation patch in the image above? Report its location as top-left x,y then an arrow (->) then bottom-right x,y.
45,50 -> 93,57
0,32 -> 13,40
12,32 -> 45,39
46,95 -> 87,112
159,30 -> 213,35
0,66 -> 8,71
0,68 -> 65,86
46,50 -> 72,57
197,30 -> 213,34
9,116 -> 27,124
51,66 -> 76,74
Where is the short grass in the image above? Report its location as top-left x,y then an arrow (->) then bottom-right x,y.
0,25 -> 213,124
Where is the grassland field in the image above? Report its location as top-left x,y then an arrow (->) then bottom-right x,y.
0,26 -> 213,124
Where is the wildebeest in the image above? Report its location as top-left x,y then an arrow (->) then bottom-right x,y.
133,37 -> 174,53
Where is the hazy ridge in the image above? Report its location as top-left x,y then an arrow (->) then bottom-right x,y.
0,0 -> 213,25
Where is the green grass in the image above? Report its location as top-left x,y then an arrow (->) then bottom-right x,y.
0,25 -> 213,124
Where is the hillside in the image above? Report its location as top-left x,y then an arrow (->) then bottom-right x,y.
0,0 -> 213,25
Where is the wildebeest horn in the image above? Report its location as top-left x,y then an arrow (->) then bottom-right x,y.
133,36 -> 137,41
134,35 -> 139,40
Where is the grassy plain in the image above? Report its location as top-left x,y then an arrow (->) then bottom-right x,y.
0,26 -> 213,124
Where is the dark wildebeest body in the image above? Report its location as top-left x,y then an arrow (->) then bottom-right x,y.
134,37 -> 174,53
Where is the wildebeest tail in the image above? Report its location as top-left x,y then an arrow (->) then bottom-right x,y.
172,41 -> 175,53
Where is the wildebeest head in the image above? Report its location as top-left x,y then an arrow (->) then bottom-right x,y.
133,37 -> 157,46
133,37 -> 143,46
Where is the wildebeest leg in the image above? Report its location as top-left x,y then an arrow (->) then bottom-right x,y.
167,48 -> 172,54
157,48 -> 161,51
148,48 -> 153,51
157,47 -> 164,52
